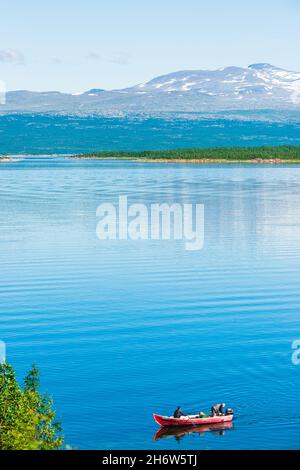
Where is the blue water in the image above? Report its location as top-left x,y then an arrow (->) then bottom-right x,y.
1,155 -> 300,449
0,114 -> 300,154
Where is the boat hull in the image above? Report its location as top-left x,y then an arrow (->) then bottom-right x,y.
154,421 -> 233,440
153,413 -> 233,427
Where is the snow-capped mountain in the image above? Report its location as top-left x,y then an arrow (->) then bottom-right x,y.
1,64 -> 300,115
127,64 -> 300,104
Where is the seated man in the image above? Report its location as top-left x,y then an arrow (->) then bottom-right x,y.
173,406 -> 186,418
211,403 -> 226,416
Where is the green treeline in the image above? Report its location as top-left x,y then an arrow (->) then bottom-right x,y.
0,362 -> 63,450
77,145 -> 300,161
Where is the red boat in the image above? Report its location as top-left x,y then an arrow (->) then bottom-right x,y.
153,413 -> 233,427
154,421 -> 233,441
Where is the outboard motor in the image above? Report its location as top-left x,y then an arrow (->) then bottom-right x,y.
226,408 -> 234,415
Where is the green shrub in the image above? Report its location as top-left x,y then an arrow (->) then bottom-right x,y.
0,363 -> 63,450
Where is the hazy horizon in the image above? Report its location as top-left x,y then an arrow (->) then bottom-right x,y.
3,62 -> 300,94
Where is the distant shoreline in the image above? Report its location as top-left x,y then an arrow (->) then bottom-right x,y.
0,157 -> 18,163
70,156 -> 300,164
71,146 -> 300,164
2,146 -> 300,164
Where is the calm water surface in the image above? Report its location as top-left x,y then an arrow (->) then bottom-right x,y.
0,156 -> 300,449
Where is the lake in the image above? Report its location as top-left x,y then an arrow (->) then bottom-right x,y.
0,114 -> 300,154
1,155 -> 300,449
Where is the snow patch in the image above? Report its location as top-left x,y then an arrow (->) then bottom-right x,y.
155,79 -> 177,89
181,82 -> 197,91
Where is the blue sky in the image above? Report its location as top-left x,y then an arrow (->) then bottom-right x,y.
0,0 -> 299,92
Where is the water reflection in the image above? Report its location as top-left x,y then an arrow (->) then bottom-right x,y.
2,158 -> 300,449
154,422 -> 233,443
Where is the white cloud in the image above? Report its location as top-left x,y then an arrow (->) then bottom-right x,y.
51,57 -> 63,65
85,51 -> 129,65
86,52 -> 101,61
0,49 -> 24,64
109,52 -> 130,66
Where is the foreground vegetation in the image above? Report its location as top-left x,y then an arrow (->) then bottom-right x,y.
74,146 -> 300,162
0,363 -> 63,450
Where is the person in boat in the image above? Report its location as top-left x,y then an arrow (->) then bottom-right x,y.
173,406 -> 186,418
211,403 -> 225,416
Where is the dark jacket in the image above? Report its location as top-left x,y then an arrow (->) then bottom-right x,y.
211,404 -> 224,415
173,408 -> 184,418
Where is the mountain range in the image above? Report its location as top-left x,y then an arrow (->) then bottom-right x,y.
1,64 -> 300,116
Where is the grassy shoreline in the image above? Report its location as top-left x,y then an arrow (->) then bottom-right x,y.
1,146 -> 300,164
72,146 -> 300,163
